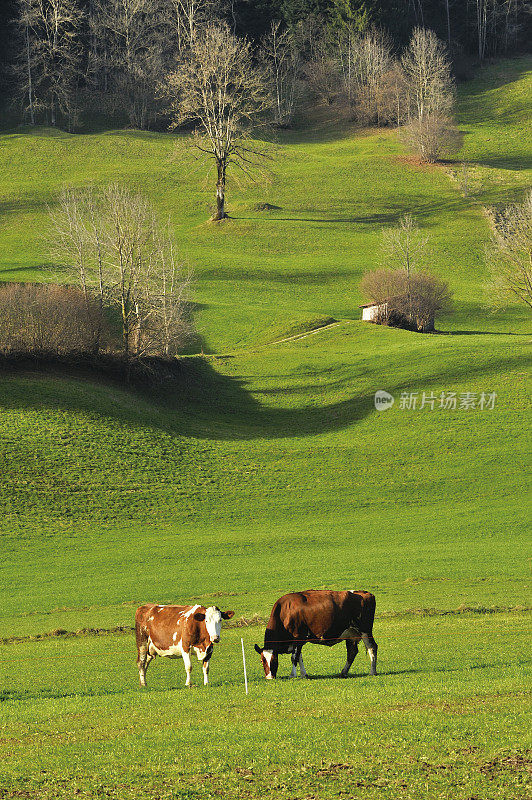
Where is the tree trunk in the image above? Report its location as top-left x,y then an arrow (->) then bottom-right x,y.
212,159 -> 228,220
25,26 -> 35,125
444,0 -> 451,49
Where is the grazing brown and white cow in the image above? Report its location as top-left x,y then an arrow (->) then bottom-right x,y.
135,603 -> 234,687
254,590 -> 377,679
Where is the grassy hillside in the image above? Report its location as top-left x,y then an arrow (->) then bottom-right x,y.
0,58 -> 530,349
0,58 -> 530,799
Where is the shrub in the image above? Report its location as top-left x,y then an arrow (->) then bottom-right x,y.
403,113 -> 462,163
51,185 -> 193,358
0,283 -> 113,354
360,269 -> 452,332
486,190 -> 532,311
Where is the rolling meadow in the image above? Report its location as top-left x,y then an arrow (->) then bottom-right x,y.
0,57 -> 531,799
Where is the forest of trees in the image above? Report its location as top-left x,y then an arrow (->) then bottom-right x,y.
0,0 -> 529,131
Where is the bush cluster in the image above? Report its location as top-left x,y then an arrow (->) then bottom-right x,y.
0,283 -> 114,355
360,269 -> 452,332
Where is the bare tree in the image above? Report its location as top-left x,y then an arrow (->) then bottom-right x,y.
382,214 -> 429,276
89,0 -> 169,129
51,186 -> 192,356
487,190 -> 532,310
403,112 -> 462,162
360,269 -> 451,332
14,0 -> 36,123
168,0 -> 215,53
165,22 -> 270,221
375,63 -> 411,128
137,227 -> 192,356
401,27 -> 454,121
400,28 -> 458,162
259,21 -> 301,127
13,0 -> 83,127
303,36 -> 340,107
381,213 -> 429,325
475,0 -> 489,60
337,28 -> 394,124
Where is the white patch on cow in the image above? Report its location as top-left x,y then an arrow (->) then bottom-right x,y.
172,631 -> 178,642
205,606 -> 223,642
151,638 -> 185,659
362,633 -> 377,675
262,649 -> 273,667
182,604 -> 201,619
182,649 -> 192,686
148,615 -> 154,622
193,646 -> 207,660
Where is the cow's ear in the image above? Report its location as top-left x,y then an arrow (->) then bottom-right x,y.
194,613 -> 205,621
221,610 -> 234,620
254,644 -> 263,654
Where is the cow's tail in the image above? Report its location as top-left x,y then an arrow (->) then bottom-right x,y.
135,607 -> 149,652
360,593 -> 377,675
363,592 -> 376,634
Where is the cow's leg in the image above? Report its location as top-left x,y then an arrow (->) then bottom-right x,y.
298,650 -> 308,678
340,639 -> 358,678
182,648 -> 193,687
200,645 -> 213,685
202,657 -> 211,685
138,642 -> 156,688
136,624 -> 150,688
290,647 -> 300,678
362,633 -> 378,675
137,641 -> 148,687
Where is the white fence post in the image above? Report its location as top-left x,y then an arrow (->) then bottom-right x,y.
241,637 -> 249,695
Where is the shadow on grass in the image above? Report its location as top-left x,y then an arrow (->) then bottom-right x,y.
472,155 -> 532,171
0,343 -> 528,442
0,192 -> 59,220
230,192 -> 474,231
200,267 -> 353,285
437,330 -> 522,336
0,684 -> 190,703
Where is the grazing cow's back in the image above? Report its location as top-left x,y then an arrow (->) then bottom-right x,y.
135,603 -> 234,687
256,590 -> 377,679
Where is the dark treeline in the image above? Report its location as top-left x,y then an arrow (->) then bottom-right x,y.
0,0 -> 529,130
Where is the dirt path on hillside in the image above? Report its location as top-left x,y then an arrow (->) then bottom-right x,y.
190,319 -> 356,359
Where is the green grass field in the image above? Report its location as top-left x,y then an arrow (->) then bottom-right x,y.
0,57 -> 531,799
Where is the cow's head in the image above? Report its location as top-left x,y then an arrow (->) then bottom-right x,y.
204,606 -> 234,643
254,644 -> 278,679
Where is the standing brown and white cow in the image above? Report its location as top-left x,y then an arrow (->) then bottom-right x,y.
254,590 -> 377,679
135,603 -> 234,687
